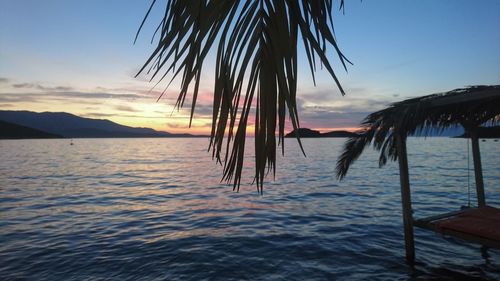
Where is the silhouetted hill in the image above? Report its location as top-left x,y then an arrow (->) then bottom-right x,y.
457,126 -> 500,138
285,128 -> 357,138
322,131 -> 359,138
286,128 -> 321,138
286,127 -> 467,138
0,120 -> 62,139
0,110 -> 205,138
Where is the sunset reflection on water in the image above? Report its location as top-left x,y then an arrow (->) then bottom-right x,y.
1,138 -> 499,280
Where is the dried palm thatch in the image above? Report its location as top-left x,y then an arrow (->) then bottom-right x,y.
135,1 -> 350,192
336,85 -> 500,179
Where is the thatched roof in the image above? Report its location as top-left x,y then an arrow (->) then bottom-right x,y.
336,85 -> 500,179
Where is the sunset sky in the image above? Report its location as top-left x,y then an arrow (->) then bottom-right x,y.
1,0 -> 499,135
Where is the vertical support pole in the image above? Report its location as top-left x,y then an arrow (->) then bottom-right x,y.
469,129 -> 486,207
395,133 -> 415,263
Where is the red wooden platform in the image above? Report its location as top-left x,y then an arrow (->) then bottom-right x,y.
414,206 -> 500,248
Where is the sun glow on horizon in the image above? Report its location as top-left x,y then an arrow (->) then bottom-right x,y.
1,1 -> 499,136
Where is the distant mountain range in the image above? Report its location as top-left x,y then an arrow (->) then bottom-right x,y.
285,126 -> 500,138
0,110 -> 206,139
2,111 -> 497,140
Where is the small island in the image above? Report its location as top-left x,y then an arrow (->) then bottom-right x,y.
285,128 -> 358,138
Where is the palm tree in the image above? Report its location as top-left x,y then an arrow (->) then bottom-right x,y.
135,0 -> 350,192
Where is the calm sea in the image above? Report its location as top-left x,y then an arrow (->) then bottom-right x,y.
1,138 -> 499,280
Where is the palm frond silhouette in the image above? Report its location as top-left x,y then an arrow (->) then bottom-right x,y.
136,0 -> 350,191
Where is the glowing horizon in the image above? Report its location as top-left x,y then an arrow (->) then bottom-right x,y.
1,1 -> 499,135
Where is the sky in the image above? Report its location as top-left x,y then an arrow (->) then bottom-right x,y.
1,0 -> 499,134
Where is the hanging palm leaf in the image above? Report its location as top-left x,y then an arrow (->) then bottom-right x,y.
336,85 -> 500,180
136,0 -> 350,192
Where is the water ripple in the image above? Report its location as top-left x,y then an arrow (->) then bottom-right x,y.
0,138 -> 499,280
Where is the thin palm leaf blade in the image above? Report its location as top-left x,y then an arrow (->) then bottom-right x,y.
136,0 -> 348,190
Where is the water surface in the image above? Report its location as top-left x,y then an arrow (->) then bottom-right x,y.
1,138 -> 499,280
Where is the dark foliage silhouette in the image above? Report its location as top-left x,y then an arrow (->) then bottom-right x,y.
136,0 -> 350,191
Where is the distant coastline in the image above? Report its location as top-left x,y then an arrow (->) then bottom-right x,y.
285,128 -> 358,138
2,110 -> 499,140
0,120 -> 62,139
285,127 -> 500,139
455,126 -> 500,139
0,110 -> 208,139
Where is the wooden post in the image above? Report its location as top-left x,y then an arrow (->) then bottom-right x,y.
469,129 -> 486,207
395,133 -> 415,263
